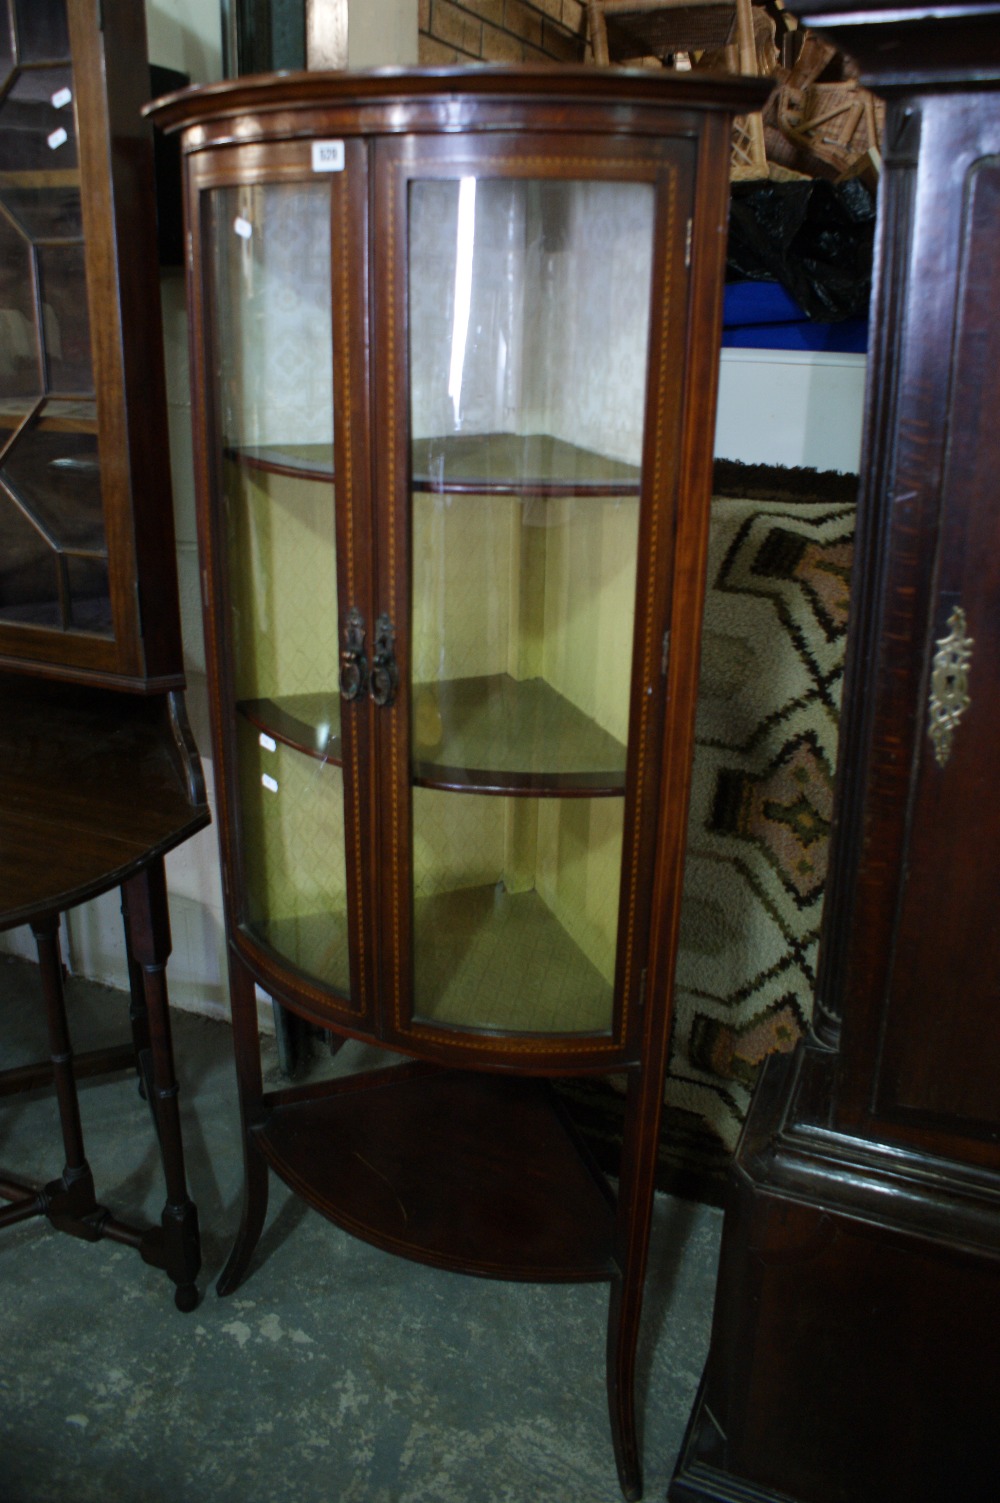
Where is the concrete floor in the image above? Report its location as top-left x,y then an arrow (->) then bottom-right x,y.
0,953 -> 722,1503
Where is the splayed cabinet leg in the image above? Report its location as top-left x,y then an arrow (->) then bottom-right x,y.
607,1271 -> 643,1502
607,1058 -> 672,1503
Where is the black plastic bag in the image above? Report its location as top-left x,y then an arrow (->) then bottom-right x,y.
726,178 -> 876,322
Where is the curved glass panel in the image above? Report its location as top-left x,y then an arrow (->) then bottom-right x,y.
206,181 -> 349,996
407,174 -> 654,1035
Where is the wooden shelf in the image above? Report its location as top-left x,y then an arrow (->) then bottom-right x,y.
250,883 -> 615,1035
412,676 -> 626,795
413,884 -> 615,1036
258,1062 -> 616,1280
0,169 -> 81,191
0,399 -> 98,437
238,675 -> 626,796
239,693 -> 342,762
228,432 -> 641,498
229,442 -> 333,483
412,433 -> 641,497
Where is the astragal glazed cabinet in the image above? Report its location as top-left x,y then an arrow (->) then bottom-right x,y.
151,66 -> 768,1499
0,0 -> 183,689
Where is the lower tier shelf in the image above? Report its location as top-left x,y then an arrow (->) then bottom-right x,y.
250,880 -> 615,1037
257,1063 -> 618,1282
413,884 -> 614,1035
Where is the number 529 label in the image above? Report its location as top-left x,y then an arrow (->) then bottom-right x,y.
312,140 -> 345,172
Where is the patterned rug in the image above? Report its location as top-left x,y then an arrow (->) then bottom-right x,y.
558,461 -> 857,1201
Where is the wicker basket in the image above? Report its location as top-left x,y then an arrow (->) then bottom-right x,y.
771,78 -> 884,178
587,4 -> 888,183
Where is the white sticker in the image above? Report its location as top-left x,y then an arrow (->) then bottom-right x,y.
51,87 -> 73,110
261,773 -> 279,794
234,216 -> 253,239
258,733 -> 277,753
47,127 -> 68,151
311,140 -> 345,173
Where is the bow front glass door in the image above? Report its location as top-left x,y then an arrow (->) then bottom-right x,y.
204,168 -> 365,1010
376,141 -> 681,1050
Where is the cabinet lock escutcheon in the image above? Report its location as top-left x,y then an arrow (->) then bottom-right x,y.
369,612 -> 399,708
927,604 -> 973,767
339,606 -> 368,701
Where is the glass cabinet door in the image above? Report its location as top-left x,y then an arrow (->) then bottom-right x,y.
0,3 -> 109,638
203,173 -> 364,1009
379,143 -> 683,1050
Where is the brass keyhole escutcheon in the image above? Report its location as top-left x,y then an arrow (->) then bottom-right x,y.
369,613 -> 399,708
339,606 -> 368,702
927,605 -> 973,768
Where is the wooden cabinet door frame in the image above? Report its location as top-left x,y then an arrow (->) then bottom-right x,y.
184,136 -> 378,1034
370,129 -> 698,1071
0,0 -> 181,688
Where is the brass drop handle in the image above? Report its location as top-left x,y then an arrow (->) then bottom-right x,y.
339,606 -> 368,702
369,612 -> 399,708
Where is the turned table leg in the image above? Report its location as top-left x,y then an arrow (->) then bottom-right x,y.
121,860 -> 201,1311
121,883 -> 153,1102
30,913 -> 104,1237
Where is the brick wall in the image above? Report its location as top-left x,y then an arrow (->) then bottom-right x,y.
419,1 -> 589,65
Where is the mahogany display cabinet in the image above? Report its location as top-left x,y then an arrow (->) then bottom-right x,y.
150,66 -> 769,1497
670,4 -> 1000,1501
0,0 -> 182,691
